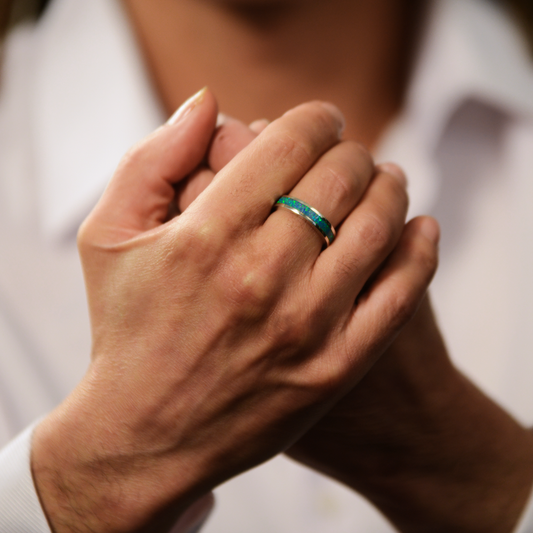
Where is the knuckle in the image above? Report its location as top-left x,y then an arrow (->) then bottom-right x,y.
117,142 -> 147,174
387,172 -> 409,208
407,237 -> 439,278
162,218 -> 229,276
321,160 -> 358,204
267,131 -> 313,175
384,283 -> 421,331
267,305 -> 313,352
319,141 -> 375,205
356,212 -> 396,256
190,218 -> 227,255
306,101 -> 340,132
346,140 -> 374,175
295,347 -> 347,393
222,260 -> 278,321
333,255 -> 358,280
170,225 -> 199,257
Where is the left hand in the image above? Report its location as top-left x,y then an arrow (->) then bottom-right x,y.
287,294 -> 533,533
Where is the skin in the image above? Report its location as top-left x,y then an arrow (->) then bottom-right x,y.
31,91 -> 438,532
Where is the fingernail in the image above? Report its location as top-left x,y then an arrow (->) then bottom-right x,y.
378,162 -> 408,187
420,217 -> 440,245
216,112 -> 229,127
167,87 -> 208,125
319,102 -> 346,137
249,119 -> 270,134
216,113 -> 240,128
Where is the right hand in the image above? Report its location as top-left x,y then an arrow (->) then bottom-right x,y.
31,89 -> 437,532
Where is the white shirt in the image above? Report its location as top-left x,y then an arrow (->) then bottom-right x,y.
1,0 -> 533,531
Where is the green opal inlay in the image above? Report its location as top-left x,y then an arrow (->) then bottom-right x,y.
275,196 -> 336,245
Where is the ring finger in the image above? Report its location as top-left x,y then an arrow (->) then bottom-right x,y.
260,141 -> 375,266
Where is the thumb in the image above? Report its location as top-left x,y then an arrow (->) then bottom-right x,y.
80,87 -> 218,246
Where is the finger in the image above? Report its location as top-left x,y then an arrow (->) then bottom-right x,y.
311,167 -> 409,305
176,168 -> 216,213
208,115 -> 259,173
249,119 -> 270,134
192,101 -> 345,234
344,216 -> 440,371
177,116 -> 259,212
263,141 -> 374,260
80,88 -> 218,245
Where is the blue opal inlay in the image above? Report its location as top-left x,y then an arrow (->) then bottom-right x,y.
275,196 -> 335,245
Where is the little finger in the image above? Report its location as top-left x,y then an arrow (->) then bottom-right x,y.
345,216 -> 440,368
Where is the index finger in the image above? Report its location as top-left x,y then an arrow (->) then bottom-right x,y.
188,101 -> 345,232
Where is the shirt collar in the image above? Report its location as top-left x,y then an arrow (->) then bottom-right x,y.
410,0 -> 533,148
376,0 -> 533,217
32,0 -> 165,240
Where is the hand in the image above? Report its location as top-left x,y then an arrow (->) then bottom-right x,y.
288,294 -> 533,533
31,89 -> 436,533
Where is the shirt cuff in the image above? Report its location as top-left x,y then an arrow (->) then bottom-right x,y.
0,423 -> 52,533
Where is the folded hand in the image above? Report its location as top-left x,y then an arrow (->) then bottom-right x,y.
32,89 -> 437,533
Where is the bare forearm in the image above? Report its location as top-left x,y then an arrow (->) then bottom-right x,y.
360,376 -> 533,532
290,294 -> 533,533
297,370 -> 533,533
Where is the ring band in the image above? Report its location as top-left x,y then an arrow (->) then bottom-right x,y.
274,196 -> 336,247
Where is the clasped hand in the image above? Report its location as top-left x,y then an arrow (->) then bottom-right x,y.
31,89 -> 439,533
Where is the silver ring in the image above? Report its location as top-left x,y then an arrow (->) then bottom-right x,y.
274,196 -> 336,247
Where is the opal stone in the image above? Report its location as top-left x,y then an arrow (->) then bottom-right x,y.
275,196 -> 336,245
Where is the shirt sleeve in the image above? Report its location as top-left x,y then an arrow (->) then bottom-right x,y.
0,423 -> 52,533
514,486 -> 533,533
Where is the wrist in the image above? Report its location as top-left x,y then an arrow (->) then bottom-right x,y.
348,372 -> 533,533
31,374 -> 210,533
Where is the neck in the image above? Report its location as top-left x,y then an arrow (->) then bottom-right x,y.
122,0 -> 425,148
